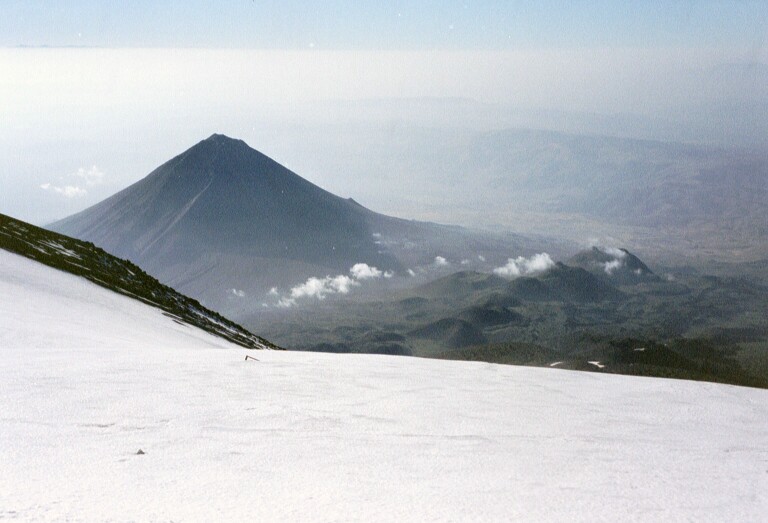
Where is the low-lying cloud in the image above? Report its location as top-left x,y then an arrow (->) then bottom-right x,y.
350,262 -> 393,280
434,256 -> 449,267
603,258 -> 624,274
597,246 -> 627,275
39,183 -> 87,198
276,263 -> 391,307
40,165 -> 105,198
493,253 -> 555,278
73,165 -> 105,186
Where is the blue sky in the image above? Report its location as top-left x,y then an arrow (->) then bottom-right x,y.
3,1 -> 767,50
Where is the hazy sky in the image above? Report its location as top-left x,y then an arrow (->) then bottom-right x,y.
2,2 -> 767,225
3,1 -> 767,50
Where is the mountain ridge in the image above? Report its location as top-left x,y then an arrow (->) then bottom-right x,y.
1,212 -> 278,350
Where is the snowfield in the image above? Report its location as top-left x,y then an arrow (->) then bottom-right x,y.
1,250 -> 767,522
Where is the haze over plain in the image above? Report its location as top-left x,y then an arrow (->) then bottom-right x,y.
2,1 -> 767,229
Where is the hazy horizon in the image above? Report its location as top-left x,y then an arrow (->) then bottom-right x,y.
2,2 -> 767,225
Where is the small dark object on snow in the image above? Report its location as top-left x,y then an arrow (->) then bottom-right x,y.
245,355 -> 259,362
136,449 -> 145,455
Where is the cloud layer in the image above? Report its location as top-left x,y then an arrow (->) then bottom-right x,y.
434,256 -> 449,267
74,165 -> 105,186
493,253 -> 555,278
350,263 -> 393,280
276,263 -> 391,307
597,246 -> 627,275
39,183 -> 87,198
40,165 -> 105,198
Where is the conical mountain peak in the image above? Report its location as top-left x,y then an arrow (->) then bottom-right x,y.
567,246 -> 658,284
206,132 -> 237,142
49,134 -> 401,299
48,134 -> 535,316
197,133 -> 249,150
169,134 -> 285,183
175,134 -> 244,156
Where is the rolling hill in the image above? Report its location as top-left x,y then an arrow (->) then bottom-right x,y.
252,248 -> 768,388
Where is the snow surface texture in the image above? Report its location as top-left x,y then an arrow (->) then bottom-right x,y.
2,250 -> 768,522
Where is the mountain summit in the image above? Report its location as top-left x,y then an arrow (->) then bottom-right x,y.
568,247 -> 658,285
50,135 -> 542,316
51,135 -> 406,309
53,133 -> 394,270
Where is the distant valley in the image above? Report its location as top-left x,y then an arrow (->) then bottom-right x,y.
251,246 -> 768,389
270,126 -> 768,262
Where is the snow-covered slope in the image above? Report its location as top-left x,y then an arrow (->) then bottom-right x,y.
2,251 -> 767,522
1,213 -> 275,349
0,249 -> 244,351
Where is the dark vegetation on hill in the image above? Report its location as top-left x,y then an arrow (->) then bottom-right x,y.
0,213 -> 278,350
437,338 -> 768,389
252,248 -> 768,389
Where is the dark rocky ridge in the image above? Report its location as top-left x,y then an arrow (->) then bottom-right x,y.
1,213 -> 278,350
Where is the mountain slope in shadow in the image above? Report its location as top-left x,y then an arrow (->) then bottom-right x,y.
50,134 -> 550,315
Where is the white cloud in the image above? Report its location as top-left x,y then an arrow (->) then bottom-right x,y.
73,165 -> 104,186
277,297 -> 296,308
231,289 -> 246,298
272,262 -> 396,307
350,263 -> 383,280
59,186 -> 86,197
595,246 -> 628,275
40,183 -> 87,198
603,259 -> 623,275
40,165 -> 104,199
434,256 -> 449,267
333,275 -> 358,292
290,275 -> 359,301
478,255 -> 486,262
407,269 -> 416,277
493,253 -> 555,278
601,247 -> 627,260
